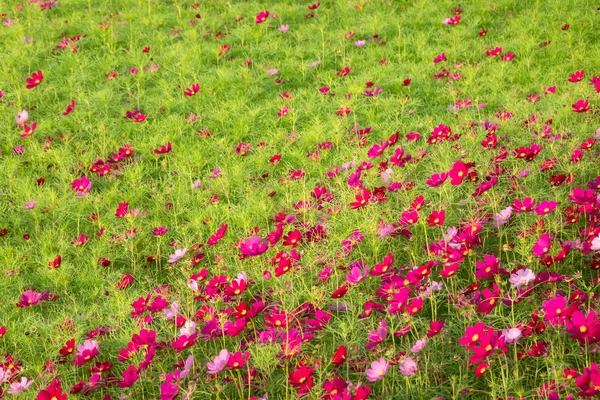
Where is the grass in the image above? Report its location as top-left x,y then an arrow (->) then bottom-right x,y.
0,0 -> 599,398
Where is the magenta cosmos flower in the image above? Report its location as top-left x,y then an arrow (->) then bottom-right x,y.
240,236 -> 268,257
72,176 -> 92,196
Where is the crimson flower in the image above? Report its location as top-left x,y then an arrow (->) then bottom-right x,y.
26,70 -> 43,89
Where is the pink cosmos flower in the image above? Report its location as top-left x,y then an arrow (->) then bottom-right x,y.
500,327 -> 522,344
411,339 -> 427,353
24,201 -> 36,210
399,357 -> 418,376
7,377 -> 34,394
16,110 -> 29,125
207,349 -> 230,374
509,268 -> 535,288
164,302 -> 179,320
267,69 -> 278,76
355,40 -> 366,47
168,248 -> 187,263
591,234 -> 600,251
279,25 -> 289,32
493,206 -> 512,228
365,358 -> 389,382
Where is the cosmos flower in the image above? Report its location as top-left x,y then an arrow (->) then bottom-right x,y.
365,358 -> 389,382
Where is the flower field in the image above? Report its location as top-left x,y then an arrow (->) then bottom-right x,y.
1,0 -> 600,399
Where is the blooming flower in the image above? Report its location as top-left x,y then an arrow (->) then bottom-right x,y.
16,110 -> 29,125
72,176 -> 92,196
365,358 -> 389,382
500,327 -> 522,344
168,248 -> 187,263
509,268 -> 535,288
279,24 -> 289,32
399,357 -> 418,376
207,349 -> 230,374
355,40 -> 366,47
411,339 -> 427,353
493,206 -> 512,227
7,376 -> 34,394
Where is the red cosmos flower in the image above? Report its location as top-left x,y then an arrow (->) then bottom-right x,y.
36,379 -> 68,400
331,345 -> 347,366
337,67 -> 350,77
479,28 -> 487,36
403,77 -> 411,86
154,142 -> 172,154
172,333 -> 198,353
433,52 -> 446,63
115,201 -> 129,218
474,362 -> 489,377
561,24 -> 569,30
184,83 -> 200,96
63,100 -> 76,115
476,283 -> 501,314
565,310 -> 600,346
207,223 -> 228,245
568,70 -> 584,83
485,47 -> 502,56
59,338 -> 75,357
219,44 -> 231,56
427,320 -> 445,338
459,322 -> 488,350
572,99 -> 589,113
308,1 -> 320,9
331,286 -> 348,299
475,255 -> 501,280
427,210 -> 445,226
235,142 -> 251,156
48,254 -> 62,269
117,365 -> 139,388
350,188 -> 371,209
448,161 -> 469,185
371,252 -> 393,276
21,122 -> 37,138
224,278 -> 246,296
26,70 -> 43,89
283,230 -> 302,248
117,274 -> 135,290
439,263 -> 459,278
288,365 -> 314,395
398,209 -> 418,226
227,351 -> 250,369
255,10 -> 269,24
